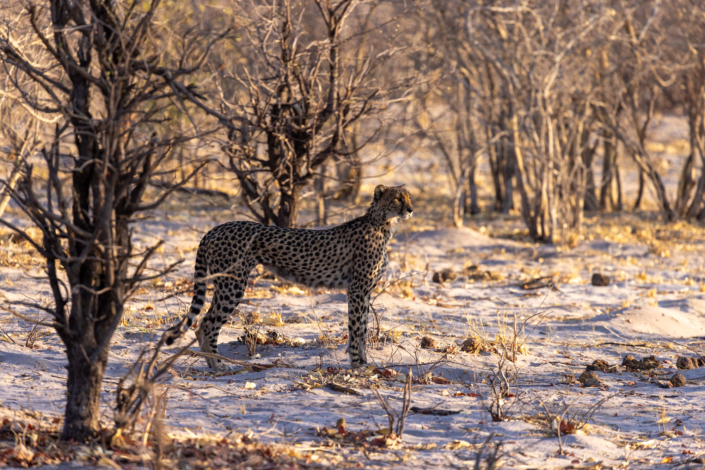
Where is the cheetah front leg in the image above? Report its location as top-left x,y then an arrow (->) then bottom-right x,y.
346,287 -> 370,368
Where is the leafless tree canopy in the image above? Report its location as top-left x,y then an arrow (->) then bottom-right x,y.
183,0 -> 414,227
415,0 -> 705,238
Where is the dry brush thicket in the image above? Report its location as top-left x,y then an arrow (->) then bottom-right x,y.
0,0 -> 704,457
416,0 -> 705,240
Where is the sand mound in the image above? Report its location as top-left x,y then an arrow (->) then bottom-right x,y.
600,299 -> 705,338
401,227 -> 523,256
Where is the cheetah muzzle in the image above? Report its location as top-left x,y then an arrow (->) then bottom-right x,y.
164,184 -> 414,370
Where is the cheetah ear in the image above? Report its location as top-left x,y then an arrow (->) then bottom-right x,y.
373,184 -> 387,201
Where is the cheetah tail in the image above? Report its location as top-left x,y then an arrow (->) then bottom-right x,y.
164,238 -> 208,346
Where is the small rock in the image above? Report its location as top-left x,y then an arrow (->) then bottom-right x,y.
640,355 -> 660,370
420,336 -> 438,349
676,356 -> 704,370
622,354 -> 637,367
578,371 -> 600,387
460,338 -> 478,353
622,354 -> 660,371
432,269 -> 456,284
586,359 -> 610,372
591,273 -> 610,286
669,373 -> 686,388
677,356 -> 697,370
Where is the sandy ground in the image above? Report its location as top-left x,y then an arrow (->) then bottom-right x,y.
1,190 -> 705,469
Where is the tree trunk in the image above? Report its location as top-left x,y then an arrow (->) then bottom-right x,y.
62,345 -> 107,441
582,143 -> 598,212
500,139 -> 514,214
615,152 -> 624,211
684,108 -> 704,220
687,166 -> 705,219
465,164 -> 480,215
277,186 -> 300,228
453,166 -> 469,227
316,166 -> 327,226
488,137 -> 503,212
633,170 -> 645,210
675,152 -> 696,217
599,134 -> 616,211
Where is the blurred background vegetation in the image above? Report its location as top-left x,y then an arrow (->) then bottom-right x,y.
2,0 -> 705,240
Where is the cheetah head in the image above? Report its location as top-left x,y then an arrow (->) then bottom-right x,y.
372,184 -> 414,221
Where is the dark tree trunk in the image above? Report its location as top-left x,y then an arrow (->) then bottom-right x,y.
63,345 -> 107,441
615,153 -> 624,211
465,164 -> 480,215
676,152 -> 696,217
633,170 -> 645,210
500,139 -> 515,214
683,107 -> 704,220
277,186 -> 301,228
316,166 -> 327,226
599,134 -> 616,211
61,14 -> 105,439
687,168 -> 705,220
488,138 -> 503,212
582,142 -> 598,212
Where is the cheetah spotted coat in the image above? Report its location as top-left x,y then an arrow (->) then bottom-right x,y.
165,185 -> 414,369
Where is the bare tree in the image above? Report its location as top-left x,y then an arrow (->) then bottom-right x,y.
666,0 -> 705,220
185,0 -> 411,228
599,0 -> 684,221
409,0 -> 705,236
0,0 -> 219,441
412,2 -> 484,227
463,1 -> 613,242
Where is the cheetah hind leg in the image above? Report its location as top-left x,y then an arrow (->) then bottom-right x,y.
195,299 -> 230,370
196,278 -> 246,370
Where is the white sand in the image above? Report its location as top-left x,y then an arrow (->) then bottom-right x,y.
1,208 -> 705,469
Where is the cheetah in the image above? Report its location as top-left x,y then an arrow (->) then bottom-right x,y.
164,185 -> 414,369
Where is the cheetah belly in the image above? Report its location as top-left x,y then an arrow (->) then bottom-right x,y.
262,264 -> 306,286
262,258 -> 353,290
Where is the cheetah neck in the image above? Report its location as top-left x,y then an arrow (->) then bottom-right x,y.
366,206 -> 393,227
363,210 -> 398,245
386,217 -> 399,238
